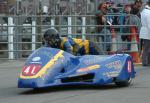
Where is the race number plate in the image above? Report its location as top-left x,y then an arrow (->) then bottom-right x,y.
22,64 -> 41,76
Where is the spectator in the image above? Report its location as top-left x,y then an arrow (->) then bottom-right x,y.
96,3 -> 108,32
130,0 -> 143,52
139,0 -> 150,66
130,0 -> 143,17
96,2 -> 112,53
121,4 -> 140,50
121,4 -> 132,50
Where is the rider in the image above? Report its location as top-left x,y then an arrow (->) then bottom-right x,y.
42,28 -> 104,55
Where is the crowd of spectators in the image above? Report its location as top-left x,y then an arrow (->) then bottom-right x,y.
95,0 -> 143,53
95,0 -> 150,66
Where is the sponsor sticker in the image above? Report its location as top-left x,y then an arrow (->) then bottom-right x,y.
32,57 -> 41,62
105,60 -> 122,70
103,71 -> 120,77
128,61 -> 132,73
83,56 -> 105,65
77,65 -> 100,72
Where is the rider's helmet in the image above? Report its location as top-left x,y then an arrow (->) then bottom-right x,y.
43,28 -> 61,48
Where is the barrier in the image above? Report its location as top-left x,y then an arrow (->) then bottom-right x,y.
0,14 -> 141,59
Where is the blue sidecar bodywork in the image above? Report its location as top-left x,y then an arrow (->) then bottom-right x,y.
18,47 -> 136,88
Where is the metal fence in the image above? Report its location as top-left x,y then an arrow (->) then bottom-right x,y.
0,14 -> 141,59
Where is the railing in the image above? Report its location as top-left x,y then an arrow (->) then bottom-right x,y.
0,14 -> 141,59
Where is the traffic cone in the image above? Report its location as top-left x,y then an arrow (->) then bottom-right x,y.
130,26 -> 141,64
110,28 -> 117,54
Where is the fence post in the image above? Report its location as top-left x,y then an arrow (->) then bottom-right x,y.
82,17 -> 86,40
32,20 -> 36,51
51,18 -> 55,29
68,17 -> 72,37
8,17 -> 14,59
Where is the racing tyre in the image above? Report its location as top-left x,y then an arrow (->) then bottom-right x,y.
115,77 -> 132,87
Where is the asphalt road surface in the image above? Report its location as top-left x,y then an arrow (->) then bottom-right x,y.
0,60 -> 150,103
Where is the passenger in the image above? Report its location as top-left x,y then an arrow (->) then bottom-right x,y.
42,28 -> 104,55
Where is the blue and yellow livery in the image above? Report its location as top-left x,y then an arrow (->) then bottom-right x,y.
18,47 -> 136,88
